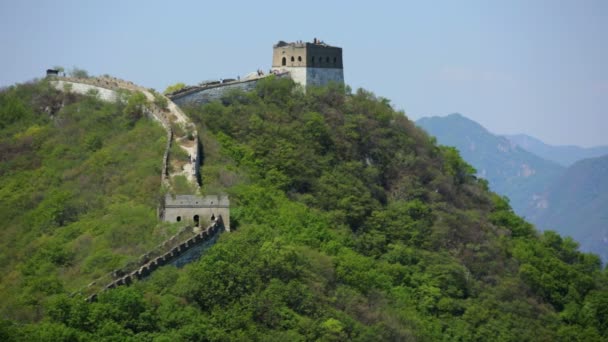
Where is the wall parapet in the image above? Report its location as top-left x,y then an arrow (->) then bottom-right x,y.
161,194 -> 230,231
50,75 -> 228,302
84,216 -> 226,302
161,127 -> 173,187
168,72 -> 290,107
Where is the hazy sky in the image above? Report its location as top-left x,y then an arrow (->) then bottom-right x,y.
1,0 -> 606,147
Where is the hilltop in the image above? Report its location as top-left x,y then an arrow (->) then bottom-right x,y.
0,78 -> 606,341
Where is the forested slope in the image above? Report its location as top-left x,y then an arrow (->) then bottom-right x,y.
0,80 -> 176,321
1,78 -> 606,341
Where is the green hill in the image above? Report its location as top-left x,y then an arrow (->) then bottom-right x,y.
527,155 -> 608,262
0,80 -> 175,320
0,79 -> 606,341
416,113 -> 564,216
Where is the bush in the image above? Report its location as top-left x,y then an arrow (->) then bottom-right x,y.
69,67 -> 89,79
153,92 -> 168,111
163,83 -> 186,95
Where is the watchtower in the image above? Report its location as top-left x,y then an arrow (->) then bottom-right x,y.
271,38 -> 344,88
162,195 -> 230,231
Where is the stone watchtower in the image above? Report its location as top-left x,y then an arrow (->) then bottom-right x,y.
271,38 -> 344,88
162,195 -> 230,231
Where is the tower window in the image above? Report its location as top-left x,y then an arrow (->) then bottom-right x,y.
334,57 -> 337,63
298,56 -> 302,62
282,57 -> 286,66
311,56 -> 315,65
176,216 -> 181,222
326,56 -> 330,63
291,56 -> 295,62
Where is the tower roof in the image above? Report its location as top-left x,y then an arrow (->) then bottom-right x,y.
273,38 -> 338,49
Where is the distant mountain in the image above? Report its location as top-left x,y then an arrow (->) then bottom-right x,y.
416,113 -> 564,215
504,134 -> 608,167
526,155 -> 608,262
417,114 -> 607,261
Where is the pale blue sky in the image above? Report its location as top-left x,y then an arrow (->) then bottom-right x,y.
1,0 -> 606,147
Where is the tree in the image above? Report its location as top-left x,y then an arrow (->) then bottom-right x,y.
0,94 -> 31,129
123,91 -> 148,124
69,67 -> 89,79
153,92 -> 169,110
163,83 -> 186,95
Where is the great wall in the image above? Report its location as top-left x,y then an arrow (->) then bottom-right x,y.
52,75 -> 200,188
86,217 -> 225,301
50,75 -> 227,299
167,71 -> 289,106
50,38 -> 345,298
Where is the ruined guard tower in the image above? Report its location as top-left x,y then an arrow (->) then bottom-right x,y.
272,38 -> 344,88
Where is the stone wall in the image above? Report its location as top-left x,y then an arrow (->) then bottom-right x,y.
163,205 -> 230,230
52,76 -> 230,301
52,80 -> 119,102
306,44 -> 343,69
272,43 -> 307,68
162,194 -> 230,230
169,73 -> 290,107
160,127 -> 173,187
87,217 -> 226,301
270,67 -> 344,88
170,78 -> 261,107
169,229 -> 222,267
51,75 -> 146,93
306,67 -> 344,87
279,67 -> 307,88
272,41 -> 343,69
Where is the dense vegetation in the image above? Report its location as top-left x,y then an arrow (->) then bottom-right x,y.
1,78 -> 606,341
0,80 -> 175,321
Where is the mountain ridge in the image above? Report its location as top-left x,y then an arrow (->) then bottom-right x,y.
416,113 -> 564,215
528,154 -> 608,262
417,113 -> 607,262
504,133 -> 608,167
